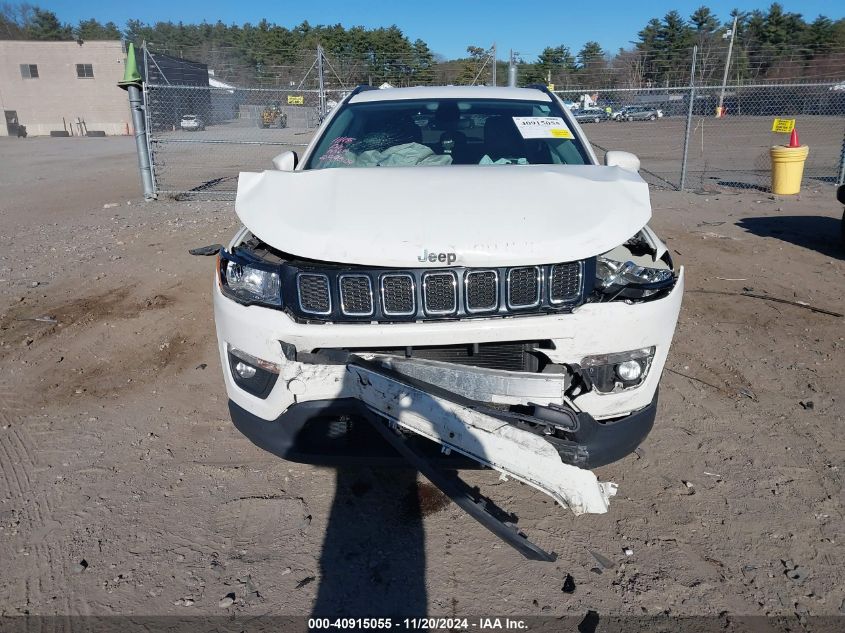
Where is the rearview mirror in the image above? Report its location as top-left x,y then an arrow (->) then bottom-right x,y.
272,150 -> 298,172
604,151 -> 640,173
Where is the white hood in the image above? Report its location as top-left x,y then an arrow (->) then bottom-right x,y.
235,165 -> 651,267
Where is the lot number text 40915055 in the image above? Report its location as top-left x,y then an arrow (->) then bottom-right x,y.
308,617 -> 529,630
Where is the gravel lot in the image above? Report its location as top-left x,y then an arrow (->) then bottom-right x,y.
0,137 -> 843,621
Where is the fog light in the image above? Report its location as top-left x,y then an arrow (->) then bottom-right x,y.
234,361 -> 257,379
581,347 -> 655,394
227,346 -> 280,399
616,360 -> 642,382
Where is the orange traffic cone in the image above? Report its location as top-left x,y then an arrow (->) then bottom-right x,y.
788,128 -> 800,147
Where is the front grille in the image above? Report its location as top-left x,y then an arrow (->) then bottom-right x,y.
339,275 -> 373,316
423,272 -> 457,315
381,274 -> 415,316
550,262 -> 582,303
297,273 -> 331,315
465,270 -> 498,312
282,260 -> 587,322
508,266 -> 541,308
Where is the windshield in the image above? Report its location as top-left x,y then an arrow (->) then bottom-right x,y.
305,98 -> 590,169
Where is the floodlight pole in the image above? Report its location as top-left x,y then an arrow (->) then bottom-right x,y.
680,45 -> 697,191
717,14 -> 738,117
508,49 -> 517,87
316,45 -> 327,120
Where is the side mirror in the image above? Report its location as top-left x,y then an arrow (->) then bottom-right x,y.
604,150 -> 640,173
272,150 -> 298,172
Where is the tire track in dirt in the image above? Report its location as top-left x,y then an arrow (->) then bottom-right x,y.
0,431 -> 26,499
0,385 -> 26,430
21,539 -> 93,619
0,421 -> 54,532
0,395 -> 82,618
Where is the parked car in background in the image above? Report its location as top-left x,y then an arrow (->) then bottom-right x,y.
573,107 -> 611,123
180,114 -> 205,131
615,106 -> 660,122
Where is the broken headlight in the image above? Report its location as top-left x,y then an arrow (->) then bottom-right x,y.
219,257 -> 282,307
595,257 -> 674,298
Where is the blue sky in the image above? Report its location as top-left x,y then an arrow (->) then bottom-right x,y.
43,0 -> 843,59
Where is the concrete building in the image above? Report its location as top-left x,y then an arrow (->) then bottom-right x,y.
0,40 -> 130,137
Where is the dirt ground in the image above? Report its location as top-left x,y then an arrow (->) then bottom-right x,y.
0,137 -> 843,621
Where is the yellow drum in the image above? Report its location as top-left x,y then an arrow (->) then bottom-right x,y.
770,144 -> 809,195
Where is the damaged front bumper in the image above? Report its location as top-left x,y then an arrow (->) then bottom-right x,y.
229,357 -> 659,515
229,386 -> 657,471
215,267 -> 683,516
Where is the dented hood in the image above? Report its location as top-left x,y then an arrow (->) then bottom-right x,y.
235,165 -> 651,267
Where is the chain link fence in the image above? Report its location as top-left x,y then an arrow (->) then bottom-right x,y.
138,38 -> 845,199
145,85 -> 350,198
557,82 -> 845,191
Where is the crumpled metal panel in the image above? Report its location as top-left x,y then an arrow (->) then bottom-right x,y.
347,363 -> 617,515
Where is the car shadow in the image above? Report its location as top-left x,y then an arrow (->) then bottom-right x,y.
310,466 -> 429,619
736,214 -> 844,259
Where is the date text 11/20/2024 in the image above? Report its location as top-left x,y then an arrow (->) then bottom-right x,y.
308,617 -> 528,630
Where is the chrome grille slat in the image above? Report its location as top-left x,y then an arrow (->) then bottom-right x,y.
297,273 -> 331,315
507,266 -> 541,308
339,274 -> 373,316
381,274 -> 415,316
465,270 -> 498,313
423,271 -> 457,315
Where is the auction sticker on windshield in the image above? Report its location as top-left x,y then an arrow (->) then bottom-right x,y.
512,116 -> 574,139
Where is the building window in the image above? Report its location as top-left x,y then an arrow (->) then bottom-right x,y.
20,64 -> 38,79
76,63 -> 94,78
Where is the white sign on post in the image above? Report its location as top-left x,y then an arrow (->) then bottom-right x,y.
512,116 -> 574,140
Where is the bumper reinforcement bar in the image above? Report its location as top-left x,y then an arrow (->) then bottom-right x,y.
346,355 -> 618,559
363,409 -> 557,562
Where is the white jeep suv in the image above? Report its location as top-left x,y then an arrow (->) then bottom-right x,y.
213,85 -> 684,515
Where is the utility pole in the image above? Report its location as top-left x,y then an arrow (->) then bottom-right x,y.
508,49 -> 517,87
316,45 -> 326,121
491,43 -> 497,86
717,14 -> 738,118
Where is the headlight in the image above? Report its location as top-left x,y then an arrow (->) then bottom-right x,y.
220,258 -> 282,307
596,257 -> 674,297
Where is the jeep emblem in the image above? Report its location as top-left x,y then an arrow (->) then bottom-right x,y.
417,249 -> 457,265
